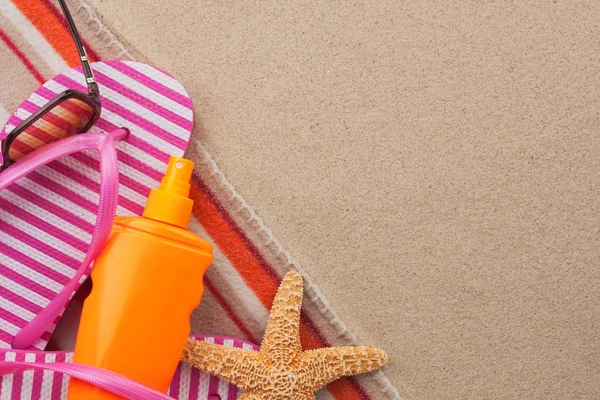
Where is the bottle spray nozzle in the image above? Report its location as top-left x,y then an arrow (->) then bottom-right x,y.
142,156 -> 195,229
159,158 -> 194,196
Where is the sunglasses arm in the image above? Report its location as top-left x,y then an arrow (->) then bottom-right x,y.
81,57 -> 100,98
58,0 -> 99,98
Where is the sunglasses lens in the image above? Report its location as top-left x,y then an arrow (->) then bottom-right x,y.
8,97 -> 94,162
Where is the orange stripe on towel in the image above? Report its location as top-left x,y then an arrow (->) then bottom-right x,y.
10,0 -> 89,68
190,180 -> 280,309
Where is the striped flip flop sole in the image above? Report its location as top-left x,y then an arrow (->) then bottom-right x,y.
0,60 -> 194,350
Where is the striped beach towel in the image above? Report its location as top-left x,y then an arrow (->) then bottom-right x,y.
0,0 -> 401,399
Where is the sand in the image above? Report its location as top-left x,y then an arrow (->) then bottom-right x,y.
82,1 -> 600,398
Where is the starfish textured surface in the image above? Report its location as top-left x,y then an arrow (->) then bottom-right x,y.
182,271 -> 388,400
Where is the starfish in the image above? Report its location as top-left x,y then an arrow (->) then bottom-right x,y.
182,271 -> 388,400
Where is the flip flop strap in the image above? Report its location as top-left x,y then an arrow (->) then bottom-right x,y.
0,361 -> 173,400
0,128 -> 127,350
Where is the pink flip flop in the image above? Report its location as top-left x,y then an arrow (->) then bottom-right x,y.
0,62 -> 252,398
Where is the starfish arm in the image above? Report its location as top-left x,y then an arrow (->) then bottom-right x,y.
182,339 -> 260,390
260,271 -> 304,365
239,394 -> 262,400
298,346 -> 388,391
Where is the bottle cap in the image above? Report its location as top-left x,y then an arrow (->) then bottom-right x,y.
142,156 -> 194,229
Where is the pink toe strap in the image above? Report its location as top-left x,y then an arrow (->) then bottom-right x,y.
0,129 -> 128,350
0,361 -> 173,399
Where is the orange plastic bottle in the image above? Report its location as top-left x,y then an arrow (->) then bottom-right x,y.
67,157 -> 213,400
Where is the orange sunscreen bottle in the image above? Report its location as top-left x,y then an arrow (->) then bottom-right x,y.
67,156 -> 213,400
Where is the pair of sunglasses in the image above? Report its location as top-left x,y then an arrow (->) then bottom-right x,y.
0,0 -> 100,172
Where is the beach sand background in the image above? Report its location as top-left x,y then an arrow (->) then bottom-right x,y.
82,1 -> 600,398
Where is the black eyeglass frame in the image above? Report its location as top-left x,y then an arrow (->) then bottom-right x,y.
0,0 -> 101,171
